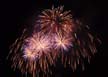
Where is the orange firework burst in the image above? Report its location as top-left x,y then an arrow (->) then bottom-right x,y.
8,6 -> 100,77
37,6 -> 75,34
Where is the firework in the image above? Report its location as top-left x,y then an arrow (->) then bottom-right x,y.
8,6 -> 100,77
8,31 -> 53,77
37,6 -> 75,34
23,32 -> 52,60
53,33 -> 73,51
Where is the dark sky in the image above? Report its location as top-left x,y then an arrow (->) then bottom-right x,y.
0,0 -> 107,77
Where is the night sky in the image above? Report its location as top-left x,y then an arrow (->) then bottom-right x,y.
0,0 -> 107,77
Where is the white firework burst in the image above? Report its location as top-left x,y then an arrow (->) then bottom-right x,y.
53,33 -> 73,51
23,32 -> 52,60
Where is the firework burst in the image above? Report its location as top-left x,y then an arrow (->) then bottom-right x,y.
37,6 -> 75,34
23,32 -> 52,60
53,33 -> 73,51
8,6 -> 100,77
8,31 -> 54,77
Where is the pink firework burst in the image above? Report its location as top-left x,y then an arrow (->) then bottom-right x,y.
23,32 -> 52,60
53,33 -> 73,51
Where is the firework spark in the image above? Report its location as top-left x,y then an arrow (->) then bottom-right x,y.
8,6 -> 100,77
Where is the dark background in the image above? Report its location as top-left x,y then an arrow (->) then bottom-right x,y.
0,0 -> 107,77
